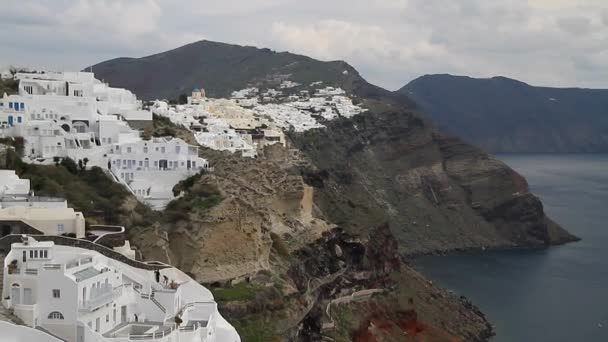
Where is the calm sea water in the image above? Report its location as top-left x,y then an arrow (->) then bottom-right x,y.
414,154 -> 608,342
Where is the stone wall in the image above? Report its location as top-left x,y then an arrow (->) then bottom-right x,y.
0,234 -> 168,270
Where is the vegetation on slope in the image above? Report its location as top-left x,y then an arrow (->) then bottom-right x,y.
1,149 -> 135,225
0,78 -> 18,95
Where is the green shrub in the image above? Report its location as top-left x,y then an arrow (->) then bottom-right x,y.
212,283 -> 260,302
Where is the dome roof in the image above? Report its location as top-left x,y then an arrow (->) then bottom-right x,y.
192,88 -> 200,92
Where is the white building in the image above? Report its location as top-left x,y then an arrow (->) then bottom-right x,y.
187,88 -> 206,105
0,207 -> 85,238
0,71 -> 151,163
0,170 -> 68,210
2,236 -> 240,342
109,137 -> 209,210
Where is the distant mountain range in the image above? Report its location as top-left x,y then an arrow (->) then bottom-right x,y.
401,74 -> 608,153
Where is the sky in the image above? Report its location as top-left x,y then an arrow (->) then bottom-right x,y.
1,0 -> 607,90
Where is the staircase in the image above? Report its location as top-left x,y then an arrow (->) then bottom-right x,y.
140,290 -> 166,314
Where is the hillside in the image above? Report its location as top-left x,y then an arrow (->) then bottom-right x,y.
89,40 -> 369,100
88,41 -> 578,340
401,74 -> 608,153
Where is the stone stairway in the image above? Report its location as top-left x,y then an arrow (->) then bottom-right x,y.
0,253 -> 23,324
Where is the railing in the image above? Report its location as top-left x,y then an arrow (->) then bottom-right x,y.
43,264 -> 62,270
128,325 -> 175,340
66,256 -> 92,270
140,292 -> 166,314
79,290 -> 113,312
24,268 -> 38,275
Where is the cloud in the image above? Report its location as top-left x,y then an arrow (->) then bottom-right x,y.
557,16 -> 593,35
0,0 -> 607,89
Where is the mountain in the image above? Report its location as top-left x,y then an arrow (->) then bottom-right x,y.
88,40 -> 577,340
401,74 -> 608,153
90,40 -> 377,101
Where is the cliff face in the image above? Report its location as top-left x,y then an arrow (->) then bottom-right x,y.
401,74 -> 608,153
290,99 -> 577,255
89,41 -> 578,340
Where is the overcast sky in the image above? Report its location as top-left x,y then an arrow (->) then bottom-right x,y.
1,0 -> 607,90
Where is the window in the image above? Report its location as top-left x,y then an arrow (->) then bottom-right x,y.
143,147 -> 148,153
106,314 -> 109,323
30,250 -> 33,258
17,116 -> 22,123
9,102 -> 13,109
57,224 -> 64,234
34,250 -> 38,258
127,147 -> 132,153
161,147 -> 166,153
48,312 -> 64,320
175,145 -> 181,154
20,103 -> 25,111
52,289 -> 60,298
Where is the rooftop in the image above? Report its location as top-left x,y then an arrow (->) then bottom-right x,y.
72,266 -> 101,282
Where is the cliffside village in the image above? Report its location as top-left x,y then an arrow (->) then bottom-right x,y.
0,70 -> 367,341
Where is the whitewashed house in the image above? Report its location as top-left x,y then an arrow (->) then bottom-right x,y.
2,236 -> 240,342
0,207 -> 85,238
0,170 -> 68,210
109,137 -> 209,210
0,72 -> 151,163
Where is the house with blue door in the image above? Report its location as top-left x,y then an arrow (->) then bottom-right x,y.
0,94 -> 26,127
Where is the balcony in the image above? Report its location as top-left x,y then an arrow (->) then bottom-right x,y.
79,290 -> 114,312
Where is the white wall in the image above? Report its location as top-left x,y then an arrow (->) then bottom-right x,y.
0,321 -> 62,342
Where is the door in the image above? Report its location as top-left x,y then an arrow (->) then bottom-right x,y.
11,287 -> 20,304
7,116 -> 13,126
187,160 -> 191,169
159,160 -> 167,169
23,288 -> 33,305
121,305 -> 127,323
77,326 -> 84,342
95,317 -> 100,332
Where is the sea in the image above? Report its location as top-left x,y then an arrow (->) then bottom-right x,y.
414,154 -> 608,342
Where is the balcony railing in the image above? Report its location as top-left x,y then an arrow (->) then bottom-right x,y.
24,268 -> 38,275
43,264 -> 62,270
79,290 -> 113,312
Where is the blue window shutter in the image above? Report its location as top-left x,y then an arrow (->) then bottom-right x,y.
20,103 -> 25,110
8,102 -> 13,109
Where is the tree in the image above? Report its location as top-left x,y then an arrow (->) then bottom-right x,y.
60,158 -> 78,174
178,93 -> 188,105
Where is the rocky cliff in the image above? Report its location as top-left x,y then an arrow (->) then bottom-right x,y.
83,41 -> 580,341
401,74 -> 608,153
289,89 -> 577,256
